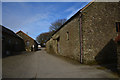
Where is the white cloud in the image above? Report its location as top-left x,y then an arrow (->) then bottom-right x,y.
2,2 -> 55,32
65,2 -> 90,19
2,12 -> 51,31
0,2 -> 2,25
2,0 -> 92,2
65,7 -> 75,12
66,8 -> 80,19
22,13 -> 49,25
2,0 -> 119,2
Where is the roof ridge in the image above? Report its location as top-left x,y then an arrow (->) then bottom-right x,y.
80,0 -> 94,12
16,30 -> 35,41
46,1 -> 94,43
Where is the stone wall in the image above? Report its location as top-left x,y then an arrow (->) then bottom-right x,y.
82,2 -> 120,64
2,30 -> 25,57
46,2 -> 120,65
117,43 -> 120,73
17,32 -> 38,51
46,14 -> 81,61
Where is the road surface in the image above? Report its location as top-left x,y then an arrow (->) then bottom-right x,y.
2,48 -> 119,78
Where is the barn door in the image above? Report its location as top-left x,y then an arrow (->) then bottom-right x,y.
57,37 -> 60,54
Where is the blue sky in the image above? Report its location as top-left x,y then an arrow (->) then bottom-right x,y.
2,2 -> 89,40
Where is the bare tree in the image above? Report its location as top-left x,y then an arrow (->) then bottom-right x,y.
36,31 -> 54,47
36,18 -> 66,47
49,19 -> 66,32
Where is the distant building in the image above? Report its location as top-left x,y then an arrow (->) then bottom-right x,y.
38,44 -> 41,48
16,30 -> 38,51
36,31 -> 54,47
2,26 -> 25,57
46,2 -> 120,65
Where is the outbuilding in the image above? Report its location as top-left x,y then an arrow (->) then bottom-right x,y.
2,26 -> 25,57
46,2 -> 120,65
16,30 -> 38,51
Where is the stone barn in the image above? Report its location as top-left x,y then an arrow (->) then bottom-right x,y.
2,26 -> 25,57
16,30 -> 38,51
115,22 -> 120,73
46,2 -> 120,65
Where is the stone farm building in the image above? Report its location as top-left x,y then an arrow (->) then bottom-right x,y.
46,2 -> 120,65
16,30 -> 38,51
2,26 -> 25,57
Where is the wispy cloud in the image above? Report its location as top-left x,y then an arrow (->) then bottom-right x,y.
2,2 -> 54,31
2,0 -> 94,2
2,2 -> 63,39
65,7 -> 75,12
0,2 -> 2,25
2,2 -> 90,39
66,8 -> 80,19
65,2 -> 89,19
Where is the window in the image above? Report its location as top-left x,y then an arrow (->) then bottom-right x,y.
43,43 -> 46,45
16,41 -> 18,45
8,39 -> 11,44
2,36 -> 5,41
26,40 -> 29,46
66,32 -> 69,40
116,22 -> 120,32
32,45 -> 34,48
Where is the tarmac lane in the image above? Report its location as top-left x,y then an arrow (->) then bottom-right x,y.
2,51 -> 38,78
2,48 -> 119,78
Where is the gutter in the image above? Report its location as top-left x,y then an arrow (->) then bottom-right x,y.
79,12 -> 83,63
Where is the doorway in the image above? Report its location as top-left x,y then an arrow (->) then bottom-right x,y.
57,37 -> 60,54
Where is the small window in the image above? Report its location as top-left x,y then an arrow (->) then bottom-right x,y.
116,22 -> 120,32
32,45 -> 34,48
8,39 -> 11,44
57,37 -> 60,41
16,41 -> 18,45
66,32 -> 69,40
2,36 -> 5,40
26,40 -> 29,46
43,43 -> 46,45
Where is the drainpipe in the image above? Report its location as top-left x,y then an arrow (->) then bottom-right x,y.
79,12 -> 83,63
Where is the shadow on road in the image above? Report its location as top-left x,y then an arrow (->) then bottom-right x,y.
95,39 -> 119,75
2,51 -> 36,58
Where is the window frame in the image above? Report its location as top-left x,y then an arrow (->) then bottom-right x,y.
66,31 -> 69,40
116,22 -> 120,32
